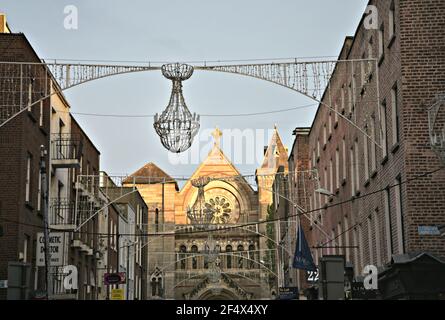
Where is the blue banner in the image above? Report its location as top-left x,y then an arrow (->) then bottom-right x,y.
293,222 -> 317,271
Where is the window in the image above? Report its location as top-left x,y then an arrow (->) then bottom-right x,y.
37,172 -> 42,211
179,245 -> 187,270
378,24 -> 385,60
383,187 -> 394,262
391,85 -> 400,146
348,83 -> 353,116
341,86 -> 345,113
374,209 -> 382,266
329,159 -> 333,194
370,117 -> 377,172
354,140 -> 360,192
317,140 -> 320,159
25,153 -> 32,203
237,245 -> 244,269
380,102 -> 388,159
389,1 -> 396,40
330,229 -> 336,255
191,245 -> 198,269
248,245 -> 256,269
39,101 -> 44,127
344,216 -> 350,261
335,149 -> 340,190
323,125 -> 327,146
394,176 -> 405,254
23,235 -> 29,263
155,208 -> 159,233
337,223 -> 343,255
367,216 -> 374,265
27,81 -> 33,111
361,53 -> 366,87
354,227 -> 362,274
334,103 -> 339,124
363,130 -> 369,182
354,227 -> 360,271
328,113 -> 332,136
350,147 -> 355,197
342,138 -> 347,182
226,245 -> 233,269
312,150 -> 316,167
368,37 -> 374,73
324,167 -> 328,199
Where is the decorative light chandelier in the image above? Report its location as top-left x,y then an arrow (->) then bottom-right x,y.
153,63 -> 200,153
186,177 -> 214,228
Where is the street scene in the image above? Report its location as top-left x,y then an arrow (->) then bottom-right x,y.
0,0 -> 444,303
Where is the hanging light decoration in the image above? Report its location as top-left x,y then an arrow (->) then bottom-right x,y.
154,63 -> 200,153
186,177 -> 214,228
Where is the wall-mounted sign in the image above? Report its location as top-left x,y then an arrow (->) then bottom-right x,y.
111,288 -> 124,300
104,272 -> 126,285
278,287 -> 299,300
36,232 -> 65,267
418,226 -> 440,236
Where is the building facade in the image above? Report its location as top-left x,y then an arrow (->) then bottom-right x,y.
122,127 -> 288,300
282,0 -> 445,298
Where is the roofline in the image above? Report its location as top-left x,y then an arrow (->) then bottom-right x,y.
307,0 -> 370,136
71,115 -> 101,155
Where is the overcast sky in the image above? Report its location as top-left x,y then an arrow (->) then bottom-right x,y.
1,0 -> 368,181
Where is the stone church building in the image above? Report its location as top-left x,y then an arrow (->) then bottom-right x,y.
124,127 -> 288,300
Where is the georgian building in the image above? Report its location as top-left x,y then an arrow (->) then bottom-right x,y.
284,0 -> 445,299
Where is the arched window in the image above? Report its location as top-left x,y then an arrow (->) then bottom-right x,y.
226,245 -> 232,269
179,245 -> 187,270
237,245 -> 244,269
155,208 -> 159,232
191,245 -> 198,269
157,277 -> 163,296
248,244 -> 255,269
151,277 -> 157,296
204,243 -> 209,269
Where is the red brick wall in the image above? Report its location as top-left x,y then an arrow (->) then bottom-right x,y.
0,33 -> 51,299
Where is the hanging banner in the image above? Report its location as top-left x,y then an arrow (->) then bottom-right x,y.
292,223 -> 317,271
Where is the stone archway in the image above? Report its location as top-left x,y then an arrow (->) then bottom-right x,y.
197,288 -> 241,300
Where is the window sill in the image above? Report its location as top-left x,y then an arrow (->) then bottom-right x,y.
39,126 -> 48,136
391,143 -> 400,154
25,202 -> 34,211
27,110 -> 37,123
387,34 -> 396,49
378,54 -> 385,67
381,155 -> 388,166
364,179 -> 370,188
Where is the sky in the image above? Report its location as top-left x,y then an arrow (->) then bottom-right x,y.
1,0 -> 368,181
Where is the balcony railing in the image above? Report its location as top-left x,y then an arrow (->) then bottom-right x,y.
49,198 -> 76,230
51,133 -> 83,168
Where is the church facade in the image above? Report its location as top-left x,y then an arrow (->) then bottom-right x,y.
124,127 -> 288,300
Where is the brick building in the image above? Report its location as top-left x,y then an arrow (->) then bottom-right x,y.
0,16 -> 106,300
285,0 -> 445,298
0,29 -> 51,299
